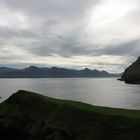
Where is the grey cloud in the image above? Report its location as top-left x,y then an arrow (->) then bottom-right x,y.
0,0 -> 139,72
1,0 -> 99,20
0,27 -> 36,39
21,33 -> 140,58
25,30 -> 94,57
0,0 -> 100,57
1,0 -> 139,58
98,39 -> 140,57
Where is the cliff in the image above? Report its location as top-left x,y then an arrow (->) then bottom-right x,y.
0,90 -> 140,140
122,57 -> 140,83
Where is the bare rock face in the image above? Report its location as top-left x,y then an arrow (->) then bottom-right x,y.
122,57 -> 140,84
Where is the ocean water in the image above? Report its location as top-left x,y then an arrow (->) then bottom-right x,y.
0,78 -> 140,109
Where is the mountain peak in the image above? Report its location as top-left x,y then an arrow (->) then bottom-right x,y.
83,68 -> 90,71
27,66 -> 39,69
24,66 -> 40,71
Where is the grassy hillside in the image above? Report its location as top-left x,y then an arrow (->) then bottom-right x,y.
0,90 -> 140,140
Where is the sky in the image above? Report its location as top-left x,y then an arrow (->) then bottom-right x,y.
0,0 -> 140,73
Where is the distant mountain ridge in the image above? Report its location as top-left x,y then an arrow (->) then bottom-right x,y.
0,67 -> 18,74
0,66 -> 121,78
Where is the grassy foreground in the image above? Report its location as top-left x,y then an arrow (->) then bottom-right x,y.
0,90 -> 140,140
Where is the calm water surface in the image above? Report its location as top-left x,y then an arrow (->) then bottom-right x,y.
0,78 -> 140,109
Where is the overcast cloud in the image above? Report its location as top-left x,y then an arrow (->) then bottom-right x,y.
0,0 -> 139,72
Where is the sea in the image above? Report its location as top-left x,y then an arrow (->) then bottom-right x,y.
0,78 -> 140,109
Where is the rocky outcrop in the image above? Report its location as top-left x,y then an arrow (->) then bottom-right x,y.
121,56 -> 140,84
0,90 -> 140,140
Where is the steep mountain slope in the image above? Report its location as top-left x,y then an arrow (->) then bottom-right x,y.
122,57 -> 140,83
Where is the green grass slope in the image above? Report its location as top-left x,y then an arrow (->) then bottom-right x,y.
0,90 -> 140,140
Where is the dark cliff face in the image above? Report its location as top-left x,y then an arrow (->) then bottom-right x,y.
122,57 -> 140,84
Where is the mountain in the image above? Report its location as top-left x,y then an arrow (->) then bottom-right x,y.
0,67 -> 18,74
121,56 -> 140,84
0,90 -> 140,140
0,66 -> 121,78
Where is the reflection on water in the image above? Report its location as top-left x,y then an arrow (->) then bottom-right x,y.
0,78 -> 140,109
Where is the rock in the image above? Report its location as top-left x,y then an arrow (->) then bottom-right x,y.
121,56 -> 140,84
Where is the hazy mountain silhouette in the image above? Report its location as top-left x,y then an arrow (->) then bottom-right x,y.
0,66 -> 121,78
0,67 -> 18,74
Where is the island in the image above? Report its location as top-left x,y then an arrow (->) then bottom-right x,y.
0,90 -> 140,140
121,56 -> 140,84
